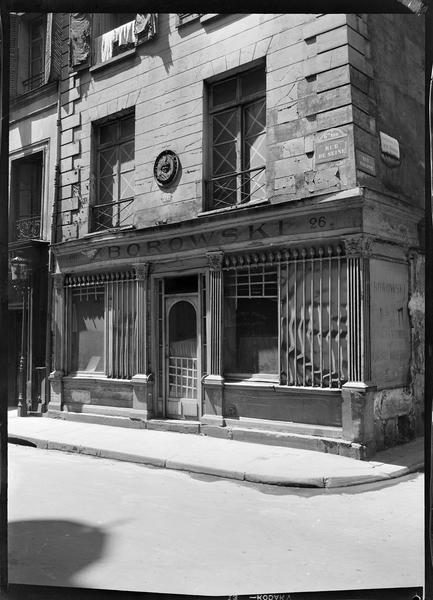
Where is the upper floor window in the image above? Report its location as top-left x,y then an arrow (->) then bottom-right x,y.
177,14 -> 219,26
27,16 -> 45,91
177,14 -> 202,25
92,113 -> 135,232
92,14 -> 137,63
10,13 -> 61,98
206,65 -> 266,211
69,13 -> 158,70
10,152 -> 43,241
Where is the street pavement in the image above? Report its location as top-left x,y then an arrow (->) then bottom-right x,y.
7,409 -> 424,488
8,444 -> 424,595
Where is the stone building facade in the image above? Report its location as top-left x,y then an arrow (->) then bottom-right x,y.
8,12 -> 62,413
46,13 -> 424,458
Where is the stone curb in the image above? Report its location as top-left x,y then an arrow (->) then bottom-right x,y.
8,434 -> 424,489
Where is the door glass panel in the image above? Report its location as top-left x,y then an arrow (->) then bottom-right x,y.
168,301 -> 197,399
169,301 -> 197,358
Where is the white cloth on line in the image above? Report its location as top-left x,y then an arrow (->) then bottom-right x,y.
100,29 -> 116,62
115,20 -> 136,46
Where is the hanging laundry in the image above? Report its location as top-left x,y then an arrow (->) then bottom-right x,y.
100,29 -> 117,62
115,20 -> 136,47
134,14 -> 158,41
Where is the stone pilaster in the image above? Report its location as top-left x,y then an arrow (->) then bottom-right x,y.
48,273 -> 65,412
131,262 -> 153,418
341,382 -> 376,457
344,235 -> 372,383
201,251 -> 225,426
342,235 -> 376,453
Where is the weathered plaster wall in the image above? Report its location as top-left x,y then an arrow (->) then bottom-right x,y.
356,13 -> 425,208
373,251 -> 425,450
56,13 -> 380,242
9,91 -> 58,242
408,252 -> 425,436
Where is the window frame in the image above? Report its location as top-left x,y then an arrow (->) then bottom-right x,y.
91,13 -> 137,65
29,15 -> 45,85
66,273 -> 138,379
222,245 -> 349,389
92,111 -> 135,232
223,264 -> 280,382
9,149 -> 44,242
206,64 -> 267,211
69,285 -> 106,376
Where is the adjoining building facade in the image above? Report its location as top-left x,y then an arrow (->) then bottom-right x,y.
8,13 -> 62,413
45,13 -> 424,458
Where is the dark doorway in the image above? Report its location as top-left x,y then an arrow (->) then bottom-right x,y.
8,310 -> 22,407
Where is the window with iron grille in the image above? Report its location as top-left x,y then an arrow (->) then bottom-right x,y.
222,246 -> 348,387
67,272 -> 138,378
207,65 -> 266,211
224,264 -> 278,378
93,113 -> 135,232
10,152 -> 43,241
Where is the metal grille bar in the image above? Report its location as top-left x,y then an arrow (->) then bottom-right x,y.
223,245 -> 348,389
168,356 -> 197,399
92,197 -> 134,231
208,166 -> 266,210
284,246 -> 347,389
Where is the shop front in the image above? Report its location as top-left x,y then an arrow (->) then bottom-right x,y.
48,194 -> 416,458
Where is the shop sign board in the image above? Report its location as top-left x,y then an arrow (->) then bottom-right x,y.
57,206 -> 363,268
370,258 -> 410,387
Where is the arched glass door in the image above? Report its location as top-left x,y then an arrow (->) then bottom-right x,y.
166,298 -> 199,419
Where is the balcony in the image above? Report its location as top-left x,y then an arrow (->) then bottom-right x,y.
14,216 -> 41,241
22,72 -> 44,93
92,198 -> 134,232
206,166 -> 266,211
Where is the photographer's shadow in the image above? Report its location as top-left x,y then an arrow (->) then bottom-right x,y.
8,519 -> 106,588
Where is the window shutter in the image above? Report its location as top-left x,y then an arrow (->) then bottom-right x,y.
10,13 -> 18,98
49,13 -> 63,81
134,13 -> 157,42
44,13 -> 52,83
69,13 -> 92,69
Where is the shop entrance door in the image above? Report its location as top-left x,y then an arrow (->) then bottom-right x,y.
165,296 -> 199,419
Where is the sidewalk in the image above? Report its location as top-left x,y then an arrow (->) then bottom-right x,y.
7,409 -> 424,488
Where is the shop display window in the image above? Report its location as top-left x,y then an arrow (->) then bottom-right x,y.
224,265 -> 278,379
67,274 -> 137,378
71,286 -> 105,373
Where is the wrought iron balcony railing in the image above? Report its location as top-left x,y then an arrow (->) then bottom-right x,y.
15,216 -> 41,241
206,166 -> 266,211
92,197 -> 134,232
22,72 -> 44,93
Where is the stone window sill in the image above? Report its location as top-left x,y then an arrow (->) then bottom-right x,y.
89,48 -> 136,73
198,198 -> 269,218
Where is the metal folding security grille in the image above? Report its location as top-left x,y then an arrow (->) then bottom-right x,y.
280,247 -> 348,389
168,356 -> 198,399
223,246 -> 348,388
106,276 -> 137,379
